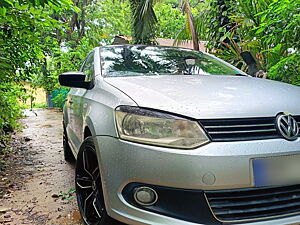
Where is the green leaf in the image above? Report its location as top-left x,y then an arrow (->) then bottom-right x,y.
18,4 -> 29,10
0,7 -> 7,16
62,196 -> 74,201
1,0 -> 13,7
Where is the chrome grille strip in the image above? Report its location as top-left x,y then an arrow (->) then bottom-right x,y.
209,129 -> 276,134
215,201 -> 300,216
198,116 -> 296,141
210,194 -> 300,208
205,124 -> 274,129
205,184 -> 300,222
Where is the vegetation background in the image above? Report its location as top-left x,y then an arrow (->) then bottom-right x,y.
0,0 -> 299,140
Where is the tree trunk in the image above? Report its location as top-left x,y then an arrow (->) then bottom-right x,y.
183,0 -> 199,51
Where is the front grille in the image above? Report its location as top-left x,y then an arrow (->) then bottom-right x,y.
199,116 -> 300,142
205,184 -> 300,222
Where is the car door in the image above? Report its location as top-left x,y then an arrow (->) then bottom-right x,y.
71,51 -> 95,150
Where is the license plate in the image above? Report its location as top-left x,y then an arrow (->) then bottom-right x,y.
253,155 -> 300,187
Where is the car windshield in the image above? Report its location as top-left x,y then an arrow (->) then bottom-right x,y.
100,45 -> 245,77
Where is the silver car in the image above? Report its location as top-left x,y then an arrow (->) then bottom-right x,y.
59,45 -> 300,225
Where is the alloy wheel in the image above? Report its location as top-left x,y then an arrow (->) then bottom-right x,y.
76,143 -> 104,225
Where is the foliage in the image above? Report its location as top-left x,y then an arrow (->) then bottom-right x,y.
0,0 -> 74,134
21,102 -> 47,109
187,0 -> 299,84
154,2 -> 185,39
85,0 -> 131,45
268,53 -> 300,86
221,0 -> 272,72
35,38 -> 92,92
129,0 -> 158,44
0,83 -> 24,132
52,188 -> 76,201
34,0 -> 132,93
254,0 -> 300,85
52,88 -> 69,109
179,0 -> 200,50
0,0 -> 73,8
126,0 -> 299,83
172,1 -> 211,47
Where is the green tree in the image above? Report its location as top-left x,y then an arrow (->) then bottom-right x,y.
0,0 -> 74,132
34,0 -> 132,93
154,2 -> 185,39
186,0 -> 299,84
255,0 -> 300,85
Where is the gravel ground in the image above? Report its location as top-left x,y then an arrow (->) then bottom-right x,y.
0,108 -> 82,225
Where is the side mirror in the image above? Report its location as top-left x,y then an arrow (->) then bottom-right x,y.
59,72 -> 91,89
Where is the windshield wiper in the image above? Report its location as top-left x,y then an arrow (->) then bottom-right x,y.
234,73 -> 246,76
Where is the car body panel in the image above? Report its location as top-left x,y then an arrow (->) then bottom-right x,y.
67,88 -> 87,149
65,79 -> 137,153
94,135 -> 300,225
104,75 -> 300,119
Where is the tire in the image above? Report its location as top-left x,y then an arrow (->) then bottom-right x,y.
75,138 -> 125,225
63,125 -> 75,163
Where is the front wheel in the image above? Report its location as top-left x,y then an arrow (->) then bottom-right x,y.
75,138 -> 124,225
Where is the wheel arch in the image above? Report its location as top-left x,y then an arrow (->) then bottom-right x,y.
84,126 -> 92,139
83,116 -> 97,140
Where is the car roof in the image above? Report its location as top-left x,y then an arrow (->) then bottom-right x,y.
98,44 -> 203,53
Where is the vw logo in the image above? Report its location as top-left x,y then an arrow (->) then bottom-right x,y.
276,114 -> 299,141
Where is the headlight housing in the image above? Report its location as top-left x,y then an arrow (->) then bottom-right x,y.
115,106 -> 209,149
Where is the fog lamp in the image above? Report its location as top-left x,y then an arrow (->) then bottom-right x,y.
134,186 -> 158,206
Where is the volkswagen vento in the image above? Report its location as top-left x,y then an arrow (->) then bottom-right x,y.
59,45 -> 300,225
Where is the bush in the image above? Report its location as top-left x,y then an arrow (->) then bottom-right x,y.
0,83 -> 24,132
52,88 -> 69,109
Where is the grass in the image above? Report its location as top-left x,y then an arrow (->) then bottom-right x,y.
21,102 -> 47,109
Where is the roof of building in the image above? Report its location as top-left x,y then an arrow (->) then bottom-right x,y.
113,35 -> 208,52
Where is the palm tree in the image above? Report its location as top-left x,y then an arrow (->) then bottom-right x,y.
128,0 -> 200,50
128,0 -> 158,45
179,0 -> 199,50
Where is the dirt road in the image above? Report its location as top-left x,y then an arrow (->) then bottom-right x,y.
0,109 -> 82,225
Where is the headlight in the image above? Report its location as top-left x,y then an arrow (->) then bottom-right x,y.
115,106 -> 209,149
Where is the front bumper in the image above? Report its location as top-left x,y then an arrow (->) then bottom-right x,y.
94,136 -> 300,225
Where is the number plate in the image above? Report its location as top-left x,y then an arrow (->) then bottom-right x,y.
253,155 -> 300,187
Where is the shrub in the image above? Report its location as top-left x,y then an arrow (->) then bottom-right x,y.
52,88 -> 69,109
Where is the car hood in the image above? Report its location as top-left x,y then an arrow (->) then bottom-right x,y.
104,75 -> 300,119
